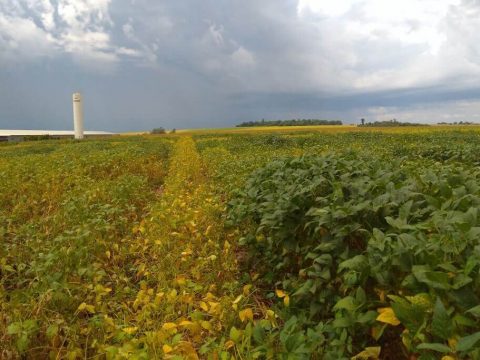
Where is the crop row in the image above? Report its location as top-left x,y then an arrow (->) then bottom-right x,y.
0,138 -> 173,358
197,129 -> 480,359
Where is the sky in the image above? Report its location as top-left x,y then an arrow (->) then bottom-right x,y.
1,0 -> 480,131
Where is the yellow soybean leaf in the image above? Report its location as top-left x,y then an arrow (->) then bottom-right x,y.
179,320 -> 194,327
276,289 -> 286,298
243,284 -> 253,295
441,356 -> 455,360
376,307 -> 400,326
208,301 -> 221,314
448,337 -> 458,349
284,295 -> 290,307
175,276 -> 187,286
162,322 -> 177,331
225,340 -> 235,350
103,315 -> 115,328
200,321 -> 212,330
184,322 -> 202,334
232,295 -> 243,305
204,225 -> 212,236
177,342 -> 199,360
123,327 -> 138,335
200,301 -> 209,311
351,346 -> 381,360
77,302 -> 95,314
163,344 -> 173,354
239,308 -> 254,322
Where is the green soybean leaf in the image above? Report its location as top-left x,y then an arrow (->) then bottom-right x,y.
467,305 -> 480,318
431,298 -> 452,340
456,332 -> 480,352
416,343 -> 451,353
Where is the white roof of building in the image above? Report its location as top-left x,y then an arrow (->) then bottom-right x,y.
0,130 -> 115,136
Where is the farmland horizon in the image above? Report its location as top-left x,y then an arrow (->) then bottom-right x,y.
3,121 -> 480,137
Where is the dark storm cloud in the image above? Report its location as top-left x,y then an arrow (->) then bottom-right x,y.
1,0 -> 480,131
233,85 -> 480,113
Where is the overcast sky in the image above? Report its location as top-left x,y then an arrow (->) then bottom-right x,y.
1,0 -> 480,131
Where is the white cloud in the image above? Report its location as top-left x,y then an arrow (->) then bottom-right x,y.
204,23 -> 225,47
123,22 -> 135,40
293,0 -> 480,93
298,0 -> 360,17
0,14 -> 58,62
365,99 -> 480,123
57,0 -> 112,30
2,0 -> 480,98
0,0 -> 140,71
120,18 -> 159,66
55,0 -> 121,69
24,0 -> 56,31
231,46 -> 255,67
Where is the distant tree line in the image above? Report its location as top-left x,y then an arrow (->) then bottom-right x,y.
358,119 -> 428,127
236,119 -> 343,127
437,121 -> 476,125
151,127 -> 176,134
151,127 -> 166,134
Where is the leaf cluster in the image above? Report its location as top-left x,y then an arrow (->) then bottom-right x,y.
229,152 -> 480,358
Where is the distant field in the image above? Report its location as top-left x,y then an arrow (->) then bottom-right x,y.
178,124 -> 480,134
2,127 -> 480,359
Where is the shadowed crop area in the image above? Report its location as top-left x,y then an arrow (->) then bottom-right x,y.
2,126 -> 480,359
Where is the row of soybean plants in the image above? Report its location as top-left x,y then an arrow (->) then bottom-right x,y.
198,130 -> 480,359
0,137 -> 173,358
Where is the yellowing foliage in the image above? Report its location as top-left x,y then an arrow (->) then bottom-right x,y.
7,128 -> 480,358
0,136 -> 255,358
239,308 -> 254,322
376,307 -> 401,326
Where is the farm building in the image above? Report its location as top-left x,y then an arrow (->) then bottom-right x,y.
0,130 -> 115,142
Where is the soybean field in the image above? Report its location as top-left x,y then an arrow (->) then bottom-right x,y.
2,127 -> 480,359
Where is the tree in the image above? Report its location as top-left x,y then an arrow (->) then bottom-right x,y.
151,127 -> 166,134
361,118 -> 365,126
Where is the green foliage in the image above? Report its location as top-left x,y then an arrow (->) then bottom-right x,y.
151,127 -> 166,134
229,152 -> 480,358
236,119 -> 343,127
359,119 -> 428,127
5,127 -> 480,358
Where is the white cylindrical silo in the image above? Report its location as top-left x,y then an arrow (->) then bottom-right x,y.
72,92 -> 84,139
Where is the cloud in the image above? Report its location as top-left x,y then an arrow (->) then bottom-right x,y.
231,47 -> 255,67
205,23 -> 225,47
365,99 -> 480,123
0,14 -> 58,62
293,0 -> 480,94
3,0 -> 480,131
120,18 -> 158,65
0,0 -> 140,71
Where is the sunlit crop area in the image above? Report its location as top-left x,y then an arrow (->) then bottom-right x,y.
2,126 -> 480,359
